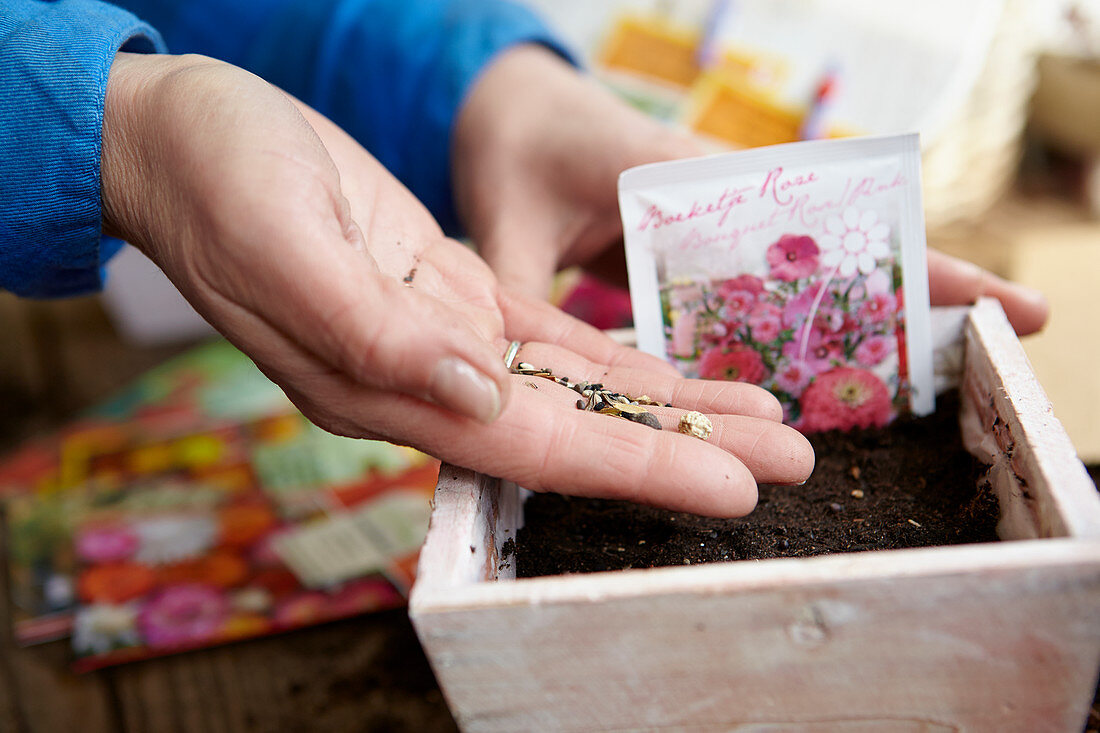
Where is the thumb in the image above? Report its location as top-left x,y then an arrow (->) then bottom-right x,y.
927,250 -> 1049,336
339,272 -> 512,424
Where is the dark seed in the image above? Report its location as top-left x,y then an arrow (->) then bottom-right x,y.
777,538 -> 790,550
575,399 -> 585,409
665,402 -> 673,408
629,412 -> 662,430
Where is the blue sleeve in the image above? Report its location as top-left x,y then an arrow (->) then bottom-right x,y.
0,0 -> 165,298
113,0 -> 576,236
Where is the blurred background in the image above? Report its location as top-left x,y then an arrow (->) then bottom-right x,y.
2,1 -> 1100,729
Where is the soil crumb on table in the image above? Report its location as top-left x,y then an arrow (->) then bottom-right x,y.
517,392 -> 997,578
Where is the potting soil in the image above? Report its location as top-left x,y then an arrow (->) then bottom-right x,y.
517,391 -> 999,577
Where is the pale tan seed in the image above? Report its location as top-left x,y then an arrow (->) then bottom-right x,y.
678,411 -> 713,440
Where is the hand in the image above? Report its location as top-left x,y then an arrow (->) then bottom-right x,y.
101,52 -> 813,517
454,45 -> 1049,336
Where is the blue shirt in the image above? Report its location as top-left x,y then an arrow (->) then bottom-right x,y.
0,0 -> 571,298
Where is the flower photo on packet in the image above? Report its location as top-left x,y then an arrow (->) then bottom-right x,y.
620,134 -> 933,432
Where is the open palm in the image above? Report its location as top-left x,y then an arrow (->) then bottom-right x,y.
102,53 -> 813,517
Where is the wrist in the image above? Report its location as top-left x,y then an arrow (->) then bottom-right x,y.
100,52 -> 216,249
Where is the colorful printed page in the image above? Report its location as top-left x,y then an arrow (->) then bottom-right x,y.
0,339 -> 440,657
64,415 -> 438,671
620,135 -> 933,431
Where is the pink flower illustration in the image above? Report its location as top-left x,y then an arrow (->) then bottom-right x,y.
749,316 -> 781,344
783,327 -> 842,373
767,234 -> 820,281
717,274 -> 765,298
800,367 -> 893,432
698,343 -> 767,383
774,360 -> 814,396
748,302 -> 783,343
781,288 -> 824,329
858,292 -> 896,324
75,523 -> 139,564
855,335 -> 893,366
720,289 -> 757,320
701,320 -> 729,347
138,584 -> 229,649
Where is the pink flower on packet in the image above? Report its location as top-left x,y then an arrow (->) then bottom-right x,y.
766,234 -> 820,281
855,335 -> 893,367
774,360 -> 814,396
717,274 -> 765,297
620,134 -> 934,431
799,367 -> 894,432
697,343 -> 768,383
858,292 -> 897,324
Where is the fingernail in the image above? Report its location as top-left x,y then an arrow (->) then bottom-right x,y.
429,358 -> 502,423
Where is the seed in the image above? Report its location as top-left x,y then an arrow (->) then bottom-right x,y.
777,538 -> 790,550
678,411 -> 713,440
828,502 -> 844,513
516,362 -> 533,371
907,519 -> 922,528
615,402 -> 648,415
849,466 -> 861,480
851,489 -> 864,499
575,399 -> 585,409
629,412 -> 662,430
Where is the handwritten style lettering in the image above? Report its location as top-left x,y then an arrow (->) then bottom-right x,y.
759,167 -> 818,205
635,186 -> 753,231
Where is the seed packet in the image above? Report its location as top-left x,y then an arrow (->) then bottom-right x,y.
620,134 -> 933,431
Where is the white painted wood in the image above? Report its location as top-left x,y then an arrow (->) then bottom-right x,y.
410,300 -> 1100,733
960,298 -> 1100,540
416,539 -> 1100,732
413,467 -> 515,590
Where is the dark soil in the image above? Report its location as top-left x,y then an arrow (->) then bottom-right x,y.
517,391 -> 999,577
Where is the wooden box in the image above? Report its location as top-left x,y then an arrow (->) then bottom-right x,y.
410,300 -> 1100,732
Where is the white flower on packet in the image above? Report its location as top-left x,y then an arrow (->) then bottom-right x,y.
619,134 -> 933,432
